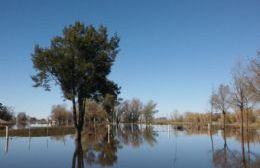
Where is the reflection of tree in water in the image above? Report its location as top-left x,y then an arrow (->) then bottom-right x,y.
223,128 -> 260,143
212,143 -> 260,168
93,133 -> 119,166
50,130 -> 67,145
117,124 -> 143,147
72,124 -> 158,167
117,124 -> 158,147
50,135 -> 66,143
142,125 -> 158,146
212,129 -> 260,168
81,124 -> 120,167
185,125 -> 218,135
72,140 -> 84,168
186,126 -> 260,143
185,126 -> 260,168
250,153 -> 260,168
217,150 -> 243,167
213,145 -> 244,168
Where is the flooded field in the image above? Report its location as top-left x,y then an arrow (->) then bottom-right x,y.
0,124 -> 260,168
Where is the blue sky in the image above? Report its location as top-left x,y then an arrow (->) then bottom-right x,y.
1,0 -> 260,118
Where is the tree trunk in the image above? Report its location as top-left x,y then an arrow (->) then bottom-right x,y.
72,137 -> 84,168
72,95 -> 86,143
223,115 -> 227,153
210,103 -> 213,130
72,97 -> 78,128
245,109 -> 250,167
75,129 -> 82,142
223,111 -> 226,132
210,111 -> 212,128
246,108 -> 249,133
77,95 -> 86,137
240,106 -> 246,167
241,133 -> 246,168
247,132 -> 250,168
240,106 -> 244,141
224,140 -> 227,168
209,130 -> 214,156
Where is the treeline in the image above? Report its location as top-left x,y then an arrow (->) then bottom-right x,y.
169,110 -> 256,125
208,54 -> 260,131
0,102 -> 47,125
169,52 -> 260,131
50,98 -> 158,126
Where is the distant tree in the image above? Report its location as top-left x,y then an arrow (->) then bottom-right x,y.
129,98 -> 143,122
211,84 -> 231,132
114,98 -> 124,124
51,105 -> 71,125
171,110 -> 178,122
0,103 -> 14,121
183,112 -> 197,123
30,117 -> 37,124
121,99 -> 143,123
142,100 -> 158,124
209,88 -> 216,126
183,112 -> 213,124
17,112 -> 27,123
232,65 -> 255,113
119,101 -> 129,122
170,110 -> 183,122
31,21 -> 120,140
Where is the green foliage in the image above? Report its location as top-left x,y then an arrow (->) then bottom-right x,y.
0,103 -> 14,121
31,21 -> 120,130
31,21 -> 120,100
100,94 -> 117,122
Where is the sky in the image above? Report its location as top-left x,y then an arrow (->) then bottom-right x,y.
1,0 -> 260,118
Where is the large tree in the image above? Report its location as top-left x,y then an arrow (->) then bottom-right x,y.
31,21 -> 120,141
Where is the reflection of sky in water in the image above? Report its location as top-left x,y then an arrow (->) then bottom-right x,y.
0,125 -> 260,168
0,136 -> 74,168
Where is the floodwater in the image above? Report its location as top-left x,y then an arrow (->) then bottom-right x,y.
0,124 -> 260,168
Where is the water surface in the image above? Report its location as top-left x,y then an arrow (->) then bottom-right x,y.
0,124 -> 260,168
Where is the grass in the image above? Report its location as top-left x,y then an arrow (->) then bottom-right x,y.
0,126 -> 75,137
